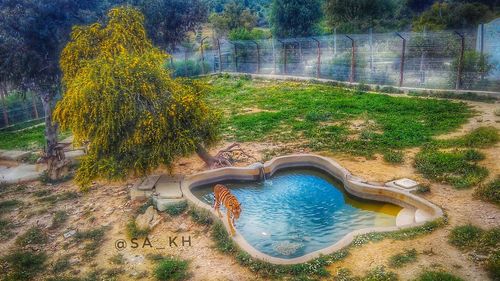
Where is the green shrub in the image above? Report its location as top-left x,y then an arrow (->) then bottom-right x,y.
363,266 -> 397,281
388,248 -> 417,268
2,250 -> 47,280
486,250 -> 500,281
52,255 -> 71,273
437,127 -> 499,148
414,270 -> 464,281
126,219 -> 149,239
448,224 -> 483,248
16,227 -> 48,246
414,149 -> 488,188
164,201 -> 188,216
415,184 -> 431,194
188,206 -> 213,226
153,257 -> 189,281
50,211 -> 69,229
383,150 -> 404,164
474,177 -> 500,205
211,221 -> 237,253
73,227 -> 107,259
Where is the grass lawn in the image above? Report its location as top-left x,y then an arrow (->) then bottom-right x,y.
0,124 -> 71,150
206,75 -> 473,157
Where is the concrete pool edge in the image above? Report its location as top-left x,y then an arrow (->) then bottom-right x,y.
181,154 -> 444,265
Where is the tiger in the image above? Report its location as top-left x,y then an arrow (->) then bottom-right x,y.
213,184 -> 242,236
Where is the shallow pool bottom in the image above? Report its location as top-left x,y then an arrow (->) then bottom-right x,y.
192,168 -> 401,259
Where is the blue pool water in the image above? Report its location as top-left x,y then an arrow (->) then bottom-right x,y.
192,168 -> 401,259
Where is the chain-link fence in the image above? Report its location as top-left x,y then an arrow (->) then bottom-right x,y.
170,28 -> 500,92
0,95 -> 43,129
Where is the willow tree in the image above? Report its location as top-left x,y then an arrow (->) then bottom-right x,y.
54,7 -> 222,188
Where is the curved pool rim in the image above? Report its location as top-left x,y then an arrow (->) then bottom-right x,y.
181,154 -> 444,264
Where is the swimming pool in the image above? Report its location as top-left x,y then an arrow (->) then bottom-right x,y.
191,168 -> 402,259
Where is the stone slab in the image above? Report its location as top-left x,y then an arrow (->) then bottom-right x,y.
153,197 -> 186,212
135,174 -> 161,191
0,150 -> 32,161
155,175 -> 183,199
396,208 -> 415,227
394,178 -> 419,189
0,164 -> 44,184
130,187 -> 153,201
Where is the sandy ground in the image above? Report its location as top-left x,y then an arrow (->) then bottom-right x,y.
0,98 -> 499,281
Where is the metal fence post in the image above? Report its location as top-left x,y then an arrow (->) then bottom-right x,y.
345,35 -> 355,83
333,28 -> 337,57
233,43 -> 238,72
31,92 -> 39,119
454,31 -> 465,90
217,38 -> 222,73
312,38 -> 321,78
200,36 -> 208,75
277,39 -> 287,74
1,87 -> 8,126
252,40 -> 260,73
395,33 -> 406,87
479,23 -> 485,80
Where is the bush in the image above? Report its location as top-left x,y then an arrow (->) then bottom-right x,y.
50,211 -> 68,229
486,250 -> 500,281
0,219 -> 14,240
15,227 -> 48,247
363,266 -> 397,281
188,206 -> 213,226
0,199 -> 21,212
450,51 -> 494,90
2,250 -> 47,280
164,201 -> 188,216
388,248 -> 417,268
414,149 -> 488,188
212,221 -> 237,253
383,150 -> 404,164
126,219 -> 149,239
153,257 -> 189,281
474,177 -> 500,205
448,224 -> 483,248
415,270 -> 464,281
415,184 -> 431,194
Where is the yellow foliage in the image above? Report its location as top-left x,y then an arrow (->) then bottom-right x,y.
54,7 -> 220,189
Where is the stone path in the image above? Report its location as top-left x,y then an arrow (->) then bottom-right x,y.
0,149 -> 32,161
0,164 -> 44,184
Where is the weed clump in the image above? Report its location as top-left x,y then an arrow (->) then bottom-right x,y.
383,150 -> 404,164
474,177 -> 500,205
153,257 -> 190,281
1,250 -> 47,280
15,226 -> 48,247
164,201 -> 188,216
388,248 -> 418,268
188,206 -> 213,226
414,270 -> 464,281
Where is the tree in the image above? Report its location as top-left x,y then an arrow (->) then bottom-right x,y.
269,0 -> 322,37
132,0 -> 209,50
54,7 -> 221,188
209,1 -> 258,36
0,0 -> 103,179
324,0 -> 397,33
412,2 -> 494,31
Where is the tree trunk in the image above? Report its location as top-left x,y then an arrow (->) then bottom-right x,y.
195,143 -> 217,167
1,86 -> 9,127
41,93 -> 68,180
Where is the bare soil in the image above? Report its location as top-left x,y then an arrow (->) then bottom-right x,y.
0,99 -> 498,281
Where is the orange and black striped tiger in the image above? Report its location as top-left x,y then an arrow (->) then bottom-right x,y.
213,184 -> 242,236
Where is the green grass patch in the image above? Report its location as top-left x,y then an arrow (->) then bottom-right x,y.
15,226 -> 48,247
52,255 -> 72,274
363,266 -> 398,281
0,219 -> 15,240
153,257 -> 190,281
414,270 -> 464,281
126,219 -> 150,239
474,176 -> 500,205
448,224 -> 499,280
50,211 -> 68,230
408,91 -> 498,103
164,201 -> 188,216
0,199 -> 21,213
388,248 -> 417,268
0,250 -> 47,280
73,227 -> 107,260
383,150 -> 404,164
0,124 -> 71,150
435,127 -> 499,148
205,76 -> 472,157
37,191 -> 79,205
414,149 -> 488,188
449,224 -> 483,248
415,184 -> 431,194
188,206 -> 213,226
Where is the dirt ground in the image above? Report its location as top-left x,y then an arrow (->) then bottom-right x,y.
0,98 -> 499,281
